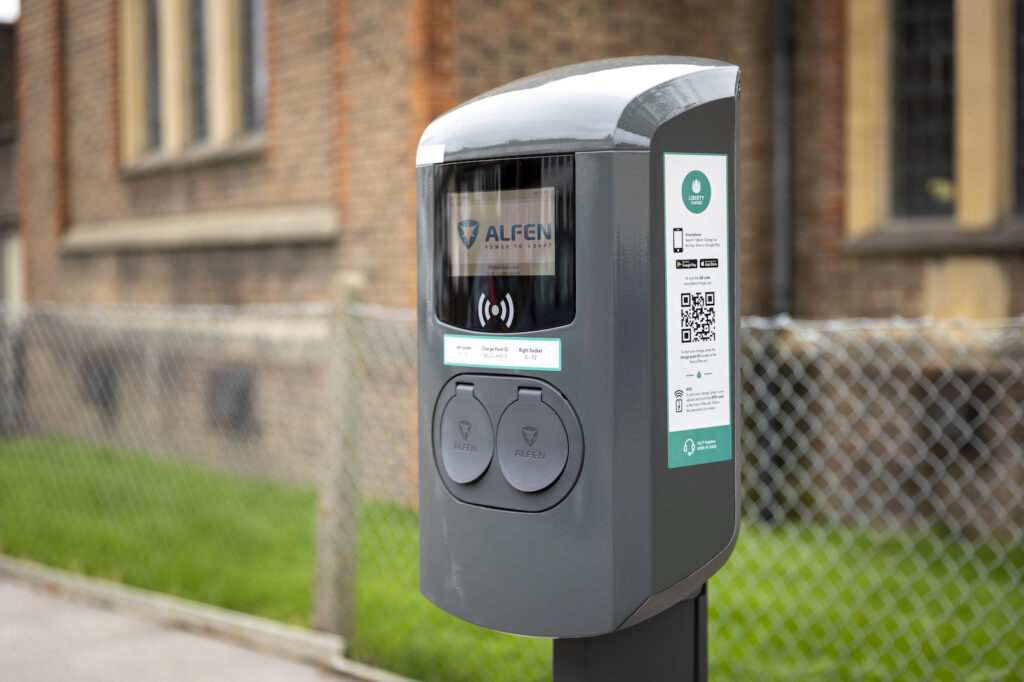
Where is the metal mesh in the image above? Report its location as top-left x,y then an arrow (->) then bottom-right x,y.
728,316 -> 1023,680
0,302 -> 1021,680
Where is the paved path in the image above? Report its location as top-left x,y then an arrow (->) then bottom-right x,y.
0,577 -> 349,682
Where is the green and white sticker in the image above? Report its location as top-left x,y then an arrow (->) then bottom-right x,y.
664,153 -> 731,468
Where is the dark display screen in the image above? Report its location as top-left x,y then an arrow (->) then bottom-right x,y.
433,156 -> 575,333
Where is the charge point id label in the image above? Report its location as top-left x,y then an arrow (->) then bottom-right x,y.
444,335 -> 561,371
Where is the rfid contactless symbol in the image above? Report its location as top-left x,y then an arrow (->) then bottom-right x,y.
477,292 -> 515,328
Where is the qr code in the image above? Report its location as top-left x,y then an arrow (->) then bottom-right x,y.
681,291 -> 716,343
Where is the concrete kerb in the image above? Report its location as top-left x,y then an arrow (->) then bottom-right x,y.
0,555 -> 419,682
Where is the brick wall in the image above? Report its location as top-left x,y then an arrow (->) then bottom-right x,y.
63,1 -> 335,223
789,0 -> 927,318
19,0 -> 780,314
20,1 -> 1013,317
334,0 -> 418,308
19,0 -> 340,305
18,0 -> 64,301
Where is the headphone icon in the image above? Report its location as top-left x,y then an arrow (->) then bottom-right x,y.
477,293 -> 515,328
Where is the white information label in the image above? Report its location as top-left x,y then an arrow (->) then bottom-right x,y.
664,153 -> 732,468
443,334 -> 561,372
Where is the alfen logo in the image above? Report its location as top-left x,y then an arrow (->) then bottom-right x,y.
457,219 -> 480,248
484,223 -> 553,242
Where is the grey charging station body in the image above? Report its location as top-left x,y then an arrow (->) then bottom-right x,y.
416,57 -> 741,640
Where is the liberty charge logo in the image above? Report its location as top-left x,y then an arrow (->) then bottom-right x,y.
457,219 -> 480,248
682,170 -> 711,214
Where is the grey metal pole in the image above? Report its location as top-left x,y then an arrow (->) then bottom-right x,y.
552,585 -> 708,682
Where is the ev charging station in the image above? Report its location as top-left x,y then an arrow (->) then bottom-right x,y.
416,57 -> 740,681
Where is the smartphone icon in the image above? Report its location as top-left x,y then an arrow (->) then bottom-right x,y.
673,228 -> 683,253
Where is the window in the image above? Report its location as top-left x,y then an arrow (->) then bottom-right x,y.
1017,0 -> 1024,214
189,0 -> 208,143
845,0 -> 1019,318
119,0 -> 268,165
846,0 -> 1015,236
144,0 -> 161,151
891,0 -> 954,217
240,0 -> 266,133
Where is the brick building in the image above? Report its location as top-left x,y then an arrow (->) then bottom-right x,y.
7,1 -> 1024,563
13,0 -> 1024,316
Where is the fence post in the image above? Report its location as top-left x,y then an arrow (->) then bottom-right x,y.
313,272 -> 367,637
0,302 -> 20,435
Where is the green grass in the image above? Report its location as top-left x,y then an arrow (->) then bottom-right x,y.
0,437 -> 315,623
0,438 -> 546,682
711,523 -> 1024,681
0,437 -> 1020,681
349,501 -> 549,682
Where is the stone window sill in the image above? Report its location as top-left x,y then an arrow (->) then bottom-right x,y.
62,205 -> 338,254
120,134 -> 265,178
843,219 -> 1024,256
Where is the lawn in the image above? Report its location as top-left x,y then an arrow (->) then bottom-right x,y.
0,437 -> 1020,681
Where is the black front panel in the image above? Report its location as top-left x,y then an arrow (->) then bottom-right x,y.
433,156 -> 575,333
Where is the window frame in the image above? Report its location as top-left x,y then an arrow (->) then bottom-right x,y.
844,0 -> 1020,249
118,0 -> 269,171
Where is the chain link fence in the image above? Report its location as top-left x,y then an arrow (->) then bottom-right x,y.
0,302 -> 1021,681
